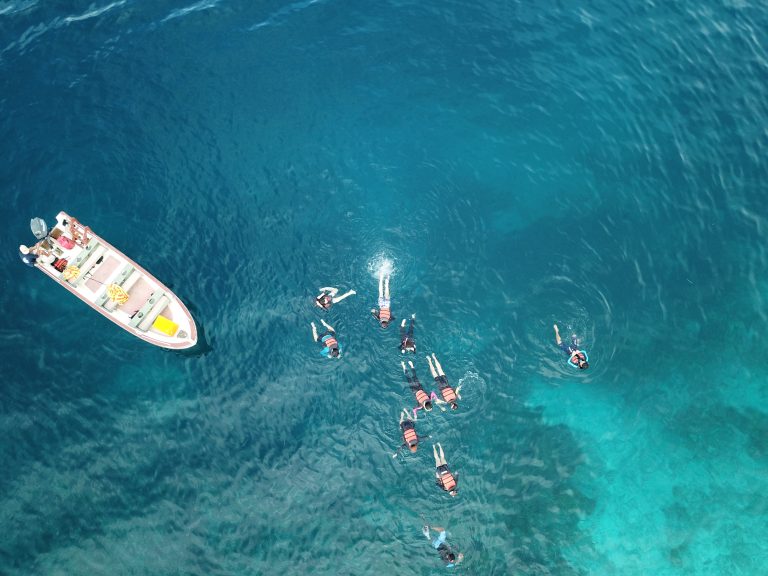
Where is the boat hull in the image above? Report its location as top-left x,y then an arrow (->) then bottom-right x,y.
32,212 -> 197,350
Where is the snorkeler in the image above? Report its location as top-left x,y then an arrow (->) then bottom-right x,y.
553,324 -> 589,370
392,408 -> 426,457
433,443 -> 459,496
314,286 -> 356,310
311,319 -> 342,359
422,524 -> 464,568
371,270 -> 394,328
427,353 -> 462,410
399,314 -> 416,353
402,360 -> 437,413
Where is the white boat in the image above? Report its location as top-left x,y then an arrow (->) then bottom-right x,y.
23,211 -> 197,350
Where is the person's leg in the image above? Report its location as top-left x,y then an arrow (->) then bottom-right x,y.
311,322 -> 319,341
408,315 -> 415,338
438,443 -> 447,466
333,289 -> 355,303
320,319 -> 334,332
401,361 -> 407,374
378,271 -> 384,298
432,353 -> 445,377
433,444 -> 440,467
400,409 -> 407,424
426,356 -> 437,378
384,275 -> 390,299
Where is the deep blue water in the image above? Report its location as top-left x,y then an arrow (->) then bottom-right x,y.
2,1 -> 768,574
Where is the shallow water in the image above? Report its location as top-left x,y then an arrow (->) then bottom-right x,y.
1,1 -> 767,574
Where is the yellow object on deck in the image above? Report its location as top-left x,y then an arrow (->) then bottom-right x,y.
106,283 -> 130,305
63,265 -> 81,280
152,314 -> 179,336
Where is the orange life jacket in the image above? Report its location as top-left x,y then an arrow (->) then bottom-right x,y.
415,388 -> 429,406
569,351 -> 585,365
439,469 -> 457,491
440,385 -> 457,403
403,426 -> 418,446
379,308 -> 391,322
323,336 -> 338,349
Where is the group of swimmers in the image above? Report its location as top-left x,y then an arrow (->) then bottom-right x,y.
310,271 -> 467,567
309,271 -> 591,569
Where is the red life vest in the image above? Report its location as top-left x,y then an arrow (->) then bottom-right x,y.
323,336 -> 338,349
379,308 -> 391,322
440,385 -> 457,403
415,388 -> 429,406
439,469 -> 457,491
403,426 -> 418,446
569,352 -> 585,365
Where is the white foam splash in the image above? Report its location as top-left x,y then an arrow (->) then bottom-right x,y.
162,0 -> 220,23
64,0 -> 126,24
367,253 -> 395,280
0,1 -> 38,17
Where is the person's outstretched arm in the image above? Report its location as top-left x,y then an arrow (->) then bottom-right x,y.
392,443 -> 407,458
553,324 -> 562,346
371,308 -> 379,319
319,287 -> 339,296
333,289 -> 355,303
455,383 -> 463,399
311,322 -> 319,341
408,314 -> 415,337
320,319 -> 335,332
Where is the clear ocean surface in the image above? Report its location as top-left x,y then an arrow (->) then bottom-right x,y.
1,1 -> 767,574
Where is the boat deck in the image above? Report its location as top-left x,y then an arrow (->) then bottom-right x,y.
33,211 -> 197,349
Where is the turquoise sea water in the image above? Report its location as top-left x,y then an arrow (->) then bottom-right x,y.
2,1 -> 768,574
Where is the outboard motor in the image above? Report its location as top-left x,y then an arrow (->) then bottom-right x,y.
30,217 -> 49,240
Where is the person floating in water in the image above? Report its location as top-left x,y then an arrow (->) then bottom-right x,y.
402,360 -> 437,413
399,314 -> 416,353
392,408 -> 426,457
427,353 -> 462,410
422,524 -> 464,568
18,244 -> 38,267
553,324 -> 589,370
311,319 -> 342,359
433,443 -> 458,496
371,271 -> 394,328
314,286 -> 355,310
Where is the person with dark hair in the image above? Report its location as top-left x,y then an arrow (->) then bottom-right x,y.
426,353 -> 462,410
311,319 -> 342,359
314,286 -> 355,310
18,244 -> 38,267
399,314 -> 416,353
422,524 -> 464,567
554,324 -> 589,370
392,408 -> 426,457
371,270 -> 394,328
433,443 -> 458,497
402,361 -> 437,414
